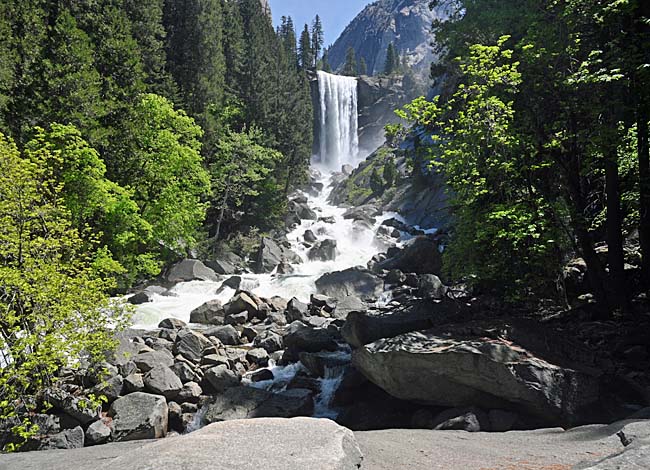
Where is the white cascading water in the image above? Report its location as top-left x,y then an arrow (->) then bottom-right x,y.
317,71 -> 359,169
129,72 -> 396,419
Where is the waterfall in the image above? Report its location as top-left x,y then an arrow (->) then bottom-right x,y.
317,71 -> 359,169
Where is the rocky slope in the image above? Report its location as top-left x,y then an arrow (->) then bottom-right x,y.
328,0 -> 449,78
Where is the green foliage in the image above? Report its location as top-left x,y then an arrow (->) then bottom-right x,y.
0,133 -> 130,450
343,47 -> 358,76
383,157 -> 398,187
383,42 -> 399,75
114,94 -> 210,255
369,168 -> 385,195
209,124 -> 283,240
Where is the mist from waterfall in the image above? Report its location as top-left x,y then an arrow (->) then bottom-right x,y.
317,71 -> 359,169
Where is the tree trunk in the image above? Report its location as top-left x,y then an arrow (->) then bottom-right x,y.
605,153 -> 628,310
214,187 -> 230,243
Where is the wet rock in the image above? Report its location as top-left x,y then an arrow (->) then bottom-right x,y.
254,332 -> 284,353
225,311 -> 249,326
319,216 -> 336,224
310,294 -> 337,313
167,259 -> 218,283
304,230 -> 318,243
315,268 -> 384,301
255,238 -> 301,274
128,291 -> 154,305
308,239 -> 338,262
385,269 -> 406,285
144,366 -> 182,399
299,352 -> 349,378
109,392 -> 168,442
190,300 -> 225,325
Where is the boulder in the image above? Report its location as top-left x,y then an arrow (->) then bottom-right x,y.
203,387 -> 314,423
109,392 -> 168,441
128,291 -> 153,305
167,259 -> 218,283
432,407 -> 490,432
310,294 -> 337,313
286,297 -> 309,322
204,259 -> 237,275
204,325 -> 240,346
30,426 -> 84,451
45,389 -> 100,426
204,365 -> 241,392
224,292 -> 259,318
220,275 -> 260,292
332,296 -> 366,320
315,268 -> 384,301
144,366 -> 182,399
190,300 -> 225,325
353,322 -> 603,427
376,236 -> 443,275
85,420 -> 112,446
124,373 -> 145,393
174,329 -> 212,364
158,318 -> 187,330
177,382 -> 203,404
284,322 -> 338,353
91,374 -> 124,402
255,238 -> 301,274
304,230 -> 318,243
254,331 -> 284,353
308,239 -> 338,262
250,369 -> 274,382
417,274 -> 447,299
246,348 -> 270,367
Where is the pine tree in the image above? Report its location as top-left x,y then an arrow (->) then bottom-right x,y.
279,16 -> 298,70
299,24 -> 313,71
124,0 -> 176,98
359,57 -> 368,75
384,42 -> 398,75
343,47 -> 358,76
222,0 -> 246,101
164,0 -> 225,149
321,47 -> 332,72
311,15 -> 324,68
0,3 -> 17,131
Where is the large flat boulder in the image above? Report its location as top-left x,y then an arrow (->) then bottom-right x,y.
353,321 -> 603,427
316,268 -> 384,301
0,418 -> 363,470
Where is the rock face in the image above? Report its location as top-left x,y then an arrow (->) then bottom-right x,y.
328,0 -> 448,77
353,322 -> 603,427
376,236 -> 443,275
1,418 -> 364,470
255,238 -> 301,274
316,268 -> 384,301
109,392 -> 168,442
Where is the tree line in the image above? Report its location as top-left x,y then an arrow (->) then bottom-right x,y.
396,0 -> 649,315
0,0 -> 321,444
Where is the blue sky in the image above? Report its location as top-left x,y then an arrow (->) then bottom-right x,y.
269,0 -> 370,46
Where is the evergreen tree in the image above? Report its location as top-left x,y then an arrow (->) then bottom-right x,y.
221,0 -> 246,101
164,0 -> 225,149
384,42 -> 398,75
0,3 -> 17,131
299,24 -> 313,70
359,57 -> 368,75
343,47 -> 358,76
321,47 -> 332,72
311,15 -> 324,67
370,168 -> 384,195
279,16 -> 298,70
124,0 -> 177,97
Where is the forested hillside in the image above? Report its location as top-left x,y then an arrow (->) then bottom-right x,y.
0,0 -> 315,288
394,0 -> 650,314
